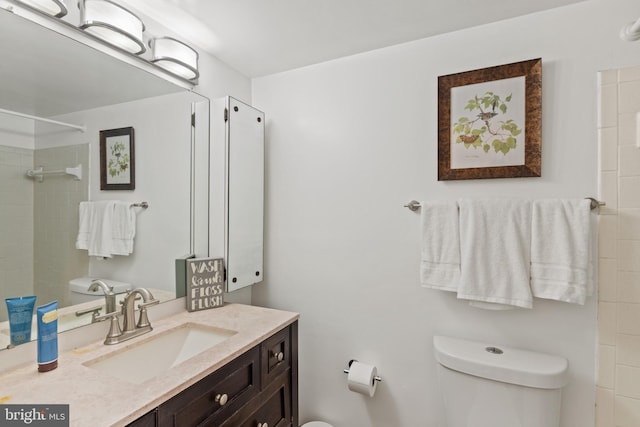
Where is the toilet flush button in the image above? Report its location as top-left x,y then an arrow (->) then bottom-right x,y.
485,346 -> 504,355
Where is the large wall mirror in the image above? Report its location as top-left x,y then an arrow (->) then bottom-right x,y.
0,6 -> 209,349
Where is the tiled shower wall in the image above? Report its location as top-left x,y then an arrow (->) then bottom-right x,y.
0,145 -> 34,322
33,144 -> 89,308
597,66 -> 640,426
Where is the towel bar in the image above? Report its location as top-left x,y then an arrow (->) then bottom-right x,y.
586,198 -> 606,210
403,200 -> 421,211
404,198 -> 605,212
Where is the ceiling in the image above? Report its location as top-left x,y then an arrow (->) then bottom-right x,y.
126,0 -> 587,78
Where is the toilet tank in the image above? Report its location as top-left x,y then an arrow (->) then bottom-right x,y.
433,335 -> 569,427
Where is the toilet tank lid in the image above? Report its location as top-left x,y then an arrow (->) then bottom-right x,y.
433,335 -> 569,389
69,277 -> 132,294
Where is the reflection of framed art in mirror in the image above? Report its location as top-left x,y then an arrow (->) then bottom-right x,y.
100,126 -> 135,190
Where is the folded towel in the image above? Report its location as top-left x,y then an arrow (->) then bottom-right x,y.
110,201 -> 136,255
457,199 -> 533,309
530,199 -> 593,304
420,200 -> 460,292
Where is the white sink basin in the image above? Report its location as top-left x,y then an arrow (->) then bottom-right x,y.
84,323 -> 236,384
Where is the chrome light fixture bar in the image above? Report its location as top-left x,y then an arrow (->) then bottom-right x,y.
149,37 -> 199,81
14,0 -> 67,17
78,0 -> 145,55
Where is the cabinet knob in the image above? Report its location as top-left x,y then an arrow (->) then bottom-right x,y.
257,423 -> 268,427
272,351 -> 284,362
215,393 -> 228,406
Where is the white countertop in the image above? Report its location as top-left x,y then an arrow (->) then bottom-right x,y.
0,303 -> 299,426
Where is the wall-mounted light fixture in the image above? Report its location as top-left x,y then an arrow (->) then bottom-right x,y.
78,0 -> 146,55
620,17 -> 640,41
15,0 -> 68,17
149,37 -> 199,81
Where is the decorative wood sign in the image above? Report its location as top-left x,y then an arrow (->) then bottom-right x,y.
186,257 -> 224,312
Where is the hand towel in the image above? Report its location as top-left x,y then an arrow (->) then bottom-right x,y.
457,199 -> 533,309
420,200 -> 460,292
76,200 -> 116,258
76,202 -> 91,250
530,199 -> 594,304
76,200 -> 136,257
110,201 -> 136,255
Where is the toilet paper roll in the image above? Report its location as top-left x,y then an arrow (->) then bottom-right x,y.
347,361 -> 378,397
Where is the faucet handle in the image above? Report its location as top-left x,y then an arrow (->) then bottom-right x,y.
75,305 -> 102,317
94,311 -> 123,345
139,299 -> 160,309
136,299 -> 159,329
94,310 -> 121,322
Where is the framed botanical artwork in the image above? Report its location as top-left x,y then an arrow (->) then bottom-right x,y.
437,58 -> 542,181
100,127 -> 135,190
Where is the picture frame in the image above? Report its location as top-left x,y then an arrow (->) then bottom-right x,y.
437,58 -> 542,181
100,126 -> 135,190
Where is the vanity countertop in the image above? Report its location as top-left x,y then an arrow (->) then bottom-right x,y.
0,303 -> 299,426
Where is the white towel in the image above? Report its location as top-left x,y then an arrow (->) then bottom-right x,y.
76,200 -> 136,257
530,199 -> 593,304
420,200 -> 460,292
76,202 -> 91,251
76,201 -> 116,257
457,199 -> 533,309
110,201 -> 136,255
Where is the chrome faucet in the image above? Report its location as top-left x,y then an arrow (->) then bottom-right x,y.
88,279 -> 116,314
95,287 -> 159,345
122,288 -> 157,333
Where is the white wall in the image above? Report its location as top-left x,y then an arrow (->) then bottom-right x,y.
32,92 -> 199,294
0,115 -> 34,149
252,0 -> 640,425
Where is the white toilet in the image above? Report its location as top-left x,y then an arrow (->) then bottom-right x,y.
69,277 -> 132,305
433,335 -> 569,427
301,423 -> 332,427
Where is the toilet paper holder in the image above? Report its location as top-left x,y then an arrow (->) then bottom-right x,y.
343,359 -> 382,382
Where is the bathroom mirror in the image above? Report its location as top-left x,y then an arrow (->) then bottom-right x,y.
0,6 -> 209,348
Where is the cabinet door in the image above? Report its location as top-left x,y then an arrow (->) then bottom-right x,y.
226,97 -> 264,291
209,96 -> 264,293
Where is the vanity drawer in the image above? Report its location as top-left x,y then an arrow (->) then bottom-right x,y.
157,346 -> 260,426
261,326 -> 291,386
219,370 -> 292,427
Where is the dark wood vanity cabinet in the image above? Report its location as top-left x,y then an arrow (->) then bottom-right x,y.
127,322 -> 298,427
